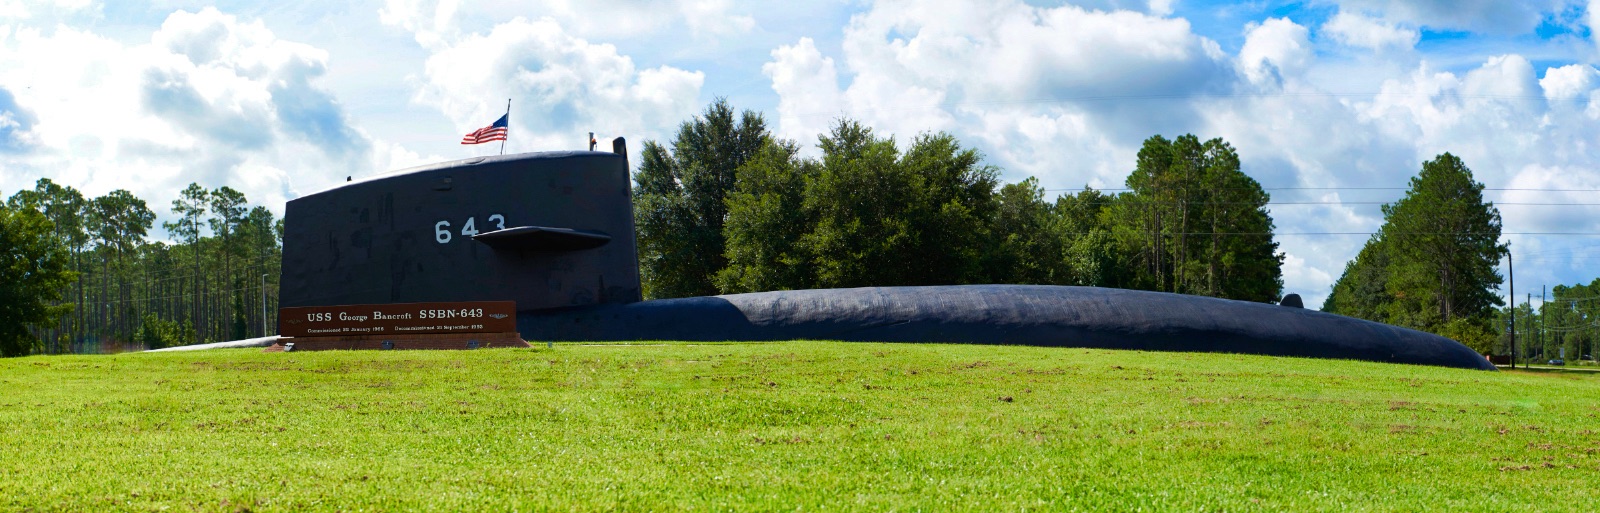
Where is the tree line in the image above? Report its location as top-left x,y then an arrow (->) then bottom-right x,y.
634,100 -> 1285,304
1490,280 -> 1600,364
1,179 -> 282,356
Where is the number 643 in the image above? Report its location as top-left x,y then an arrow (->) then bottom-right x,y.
434,214 -> 506,243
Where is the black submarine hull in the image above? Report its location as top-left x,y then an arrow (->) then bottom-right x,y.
519,285 -> 1497,371
277,149 -> 1492,370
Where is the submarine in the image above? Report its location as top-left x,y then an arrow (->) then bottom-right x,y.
278,139 -> 1495,371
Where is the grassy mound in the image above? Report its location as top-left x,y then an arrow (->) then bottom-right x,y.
2,342 -> 1595,511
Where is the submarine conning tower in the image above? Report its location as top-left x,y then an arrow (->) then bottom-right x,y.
279,140 -> 641,312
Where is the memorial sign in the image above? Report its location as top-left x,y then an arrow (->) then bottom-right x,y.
279,301 -> 516,338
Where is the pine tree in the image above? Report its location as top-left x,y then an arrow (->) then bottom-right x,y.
1325,153 -> 1504,350
1113,135 -> 1282,302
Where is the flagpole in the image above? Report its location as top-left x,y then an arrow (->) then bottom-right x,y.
500,98 -> 510,156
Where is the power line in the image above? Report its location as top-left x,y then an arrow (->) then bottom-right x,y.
1510,250 -> 1600,263
1543,323 -> 1599,333
1514,243 -> 1600,257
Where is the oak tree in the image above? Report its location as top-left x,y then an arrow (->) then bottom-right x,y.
0,204 -> 75,356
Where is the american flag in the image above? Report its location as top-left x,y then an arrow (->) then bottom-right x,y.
461,114 -> 508,145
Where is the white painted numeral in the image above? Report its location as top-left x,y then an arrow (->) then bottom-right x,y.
434,214 -> 506,243
434,220 -> 451,244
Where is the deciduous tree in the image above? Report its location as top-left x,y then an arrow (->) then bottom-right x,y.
716,138 -> 815,293
8,179 -> 88,351
634,99 -> 770,298
0,205 -> 75,356
718,120 -> 1002,291
989,177 -> 1065,284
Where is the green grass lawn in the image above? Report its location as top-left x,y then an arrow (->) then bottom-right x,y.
2,342 -> 1596,512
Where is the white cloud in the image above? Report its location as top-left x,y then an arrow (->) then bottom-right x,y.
0,85 -> 37,153
764,37 -> 844,147
1542,65 -> 1598,103
1589,0 -> 1600,54
1282,252 -> 1335,308
768,0 -> 1231,167
1323,11 -> 1420,51
1239,18 -> 1312,86
0,7 -> 376,234
1499,163 -> 1600,286
412,16 -> 704,158
1353,56 -> 1550,174
965,107 -> 1131,188
1543,64 -> 1600,121
839,0 -> 1228,103
1148,0 -> 1174,17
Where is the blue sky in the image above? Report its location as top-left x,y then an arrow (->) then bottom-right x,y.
3,0 -> 1600,309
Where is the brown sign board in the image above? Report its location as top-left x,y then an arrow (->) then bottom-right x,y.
279,301 -> 516,338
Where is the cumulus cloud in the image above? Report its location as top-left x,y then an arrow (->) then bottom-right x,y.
841,0 -> 1229,102
760,0 -> 1230,181
1589,0 -> 1600,54
1148,0 -> 1174,17
764,37 -> 844,146
1323,11 -> 1420,51
1543,65 -> 1597,99
0,87 -> 37,153
0,7 -> 375,235
411,16 -> 703,158
1239,18 -> 1312,86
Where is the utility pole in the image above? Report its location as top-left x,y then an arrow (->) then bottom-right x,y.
1541,285 -> 1546,362
1507,250 -> 1514,369
261,273 -> 268,337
